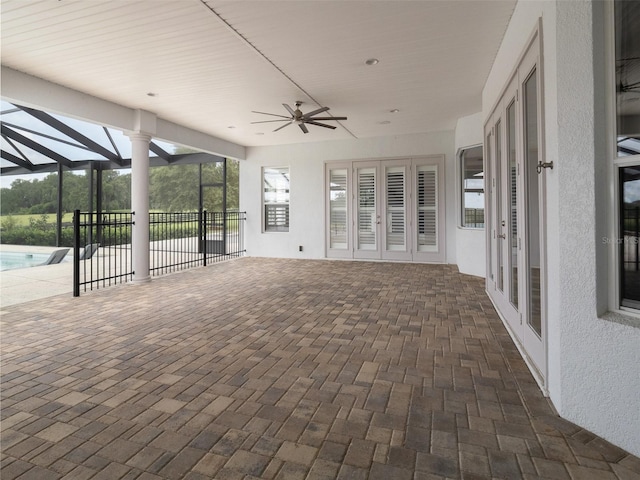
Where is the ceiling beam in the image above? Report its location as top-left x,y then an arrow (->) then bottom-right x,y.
150,142 -> 171,162
170,152 -> 225,164
19,105 -> 123,164
1,124 -> 73,167
1,150 -> 35,171
0,151 -> 227,177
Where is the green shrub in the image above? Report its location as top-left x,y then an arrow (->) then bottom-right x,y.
0,214 -> 74,247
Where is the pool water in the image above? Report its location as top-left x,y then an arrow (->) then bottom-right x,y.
0,252 -> 51,271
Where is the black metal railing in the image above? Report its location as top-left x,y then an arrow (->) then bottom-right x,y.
150,210 -> 246,275
463,208 -> 485,228
73,210 -> 134,296
73,210 -> 246,296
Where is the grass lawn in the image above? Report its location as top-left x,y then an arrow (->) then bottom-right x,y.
0,213 -> 75,227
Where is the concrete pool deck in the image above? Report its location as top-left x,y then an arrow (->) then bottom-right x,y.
0,244 -> 74,308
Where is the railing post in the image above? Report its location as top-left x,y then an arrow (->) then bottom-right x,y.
198,207 -> 203,254
223,210 -> 228,256
203,210 -> 207,267
73,209 -> 80,297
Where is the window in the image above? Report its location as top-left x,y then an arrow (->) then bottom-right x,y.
460,146 -> 484,228
614,0 -> 640,310
263,166 -> 289,232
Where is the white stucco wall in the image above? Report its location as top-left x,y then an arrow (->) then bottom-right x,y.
239,131 -> 456,263
484,0 -> 640,457
455,112 -> 486,277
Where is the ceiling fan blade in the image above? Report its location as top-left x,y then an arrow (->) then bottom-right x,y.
282,104 -> 296,116
307,116 -> 347,121
251,111 -> 291,119
299,123 -> 309,134
302,106 -> 330,118
251,119 -> 290,124
273,122 -> 292,132
305,120 -> 337,130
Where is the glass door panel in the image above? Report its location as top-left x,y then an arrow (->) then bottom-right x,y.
487,132 -> 494,283
495,120 -> 504,292
524,68 -> 542,338
329,168 -> 348,250
381,161 -> 413,261
354,164 -> 380,259
487,82 -> 521,341
357,168 -> 376,250
385,166 -> 406,251
507,100 -> 519,309
416,165 -> 438,253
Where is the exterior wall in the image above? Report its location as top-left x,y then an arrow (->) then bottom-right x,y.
239,132 -> 456,262
455,112 -> 486,277
483,0 -> 640,456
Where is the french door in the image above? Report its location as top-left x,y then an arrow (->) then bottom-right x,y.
326,156 -> 444,262
486,33 -> 547,384
354,161 -> 382,259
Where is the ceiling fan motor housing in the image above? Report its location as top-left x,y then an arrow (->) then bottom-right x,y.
251,101 -> 348,133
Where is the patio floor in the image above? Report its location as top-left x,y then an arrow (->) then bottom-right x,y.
1,257 -> 639,480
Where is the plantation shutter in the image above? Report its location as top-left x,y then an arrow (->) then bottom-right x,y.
357,167 -> 377,250
417,165 -> 438,252
385,166 -> 406,251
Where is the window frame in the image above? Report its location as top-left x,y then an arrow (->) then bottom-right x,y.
458,144 -> 485,229
605,0 -> 640,318
262,166 -> 290,233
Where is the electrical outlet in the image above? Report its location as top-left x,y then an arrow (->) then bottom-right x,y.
298,245 -> 303,252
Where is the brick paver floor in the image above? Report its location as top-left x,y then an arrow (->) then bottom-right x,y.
1,257 -> 639,479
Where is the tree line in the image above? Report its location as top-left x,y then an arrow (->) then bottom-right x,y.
0,160 -> 239,216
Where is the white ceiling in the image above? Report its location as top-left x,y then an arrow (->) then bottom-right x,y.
1,0 -> 516,148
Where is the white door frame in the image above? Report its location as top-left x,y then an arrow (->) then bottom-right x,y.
485,23 -> 548,389
325,156 -> 445,263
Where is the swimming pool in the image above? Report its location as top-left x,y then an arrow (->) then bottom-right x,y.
0,251 -> 51,271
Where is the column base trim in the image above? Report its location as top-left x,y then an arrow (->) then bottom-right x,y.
132,276 -> 152,285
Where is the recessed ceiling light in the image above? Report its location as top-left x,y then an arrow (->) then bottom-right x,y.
390,109 -> 400,113
365,58 -> 379,66
379,120 -> 391,125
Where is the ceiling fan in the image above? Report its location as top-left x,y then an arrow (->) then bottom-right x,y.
251,101 -> 347,134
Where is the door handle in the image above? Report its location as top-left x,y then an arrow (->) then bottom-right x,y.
536,161 -> 554,174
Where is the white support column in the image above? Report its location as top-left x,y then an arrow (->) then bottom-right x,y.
129,132 -> 152,284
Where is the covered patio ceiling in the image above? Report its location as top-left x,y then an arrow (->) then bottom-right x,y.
1,0 -> 516,150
